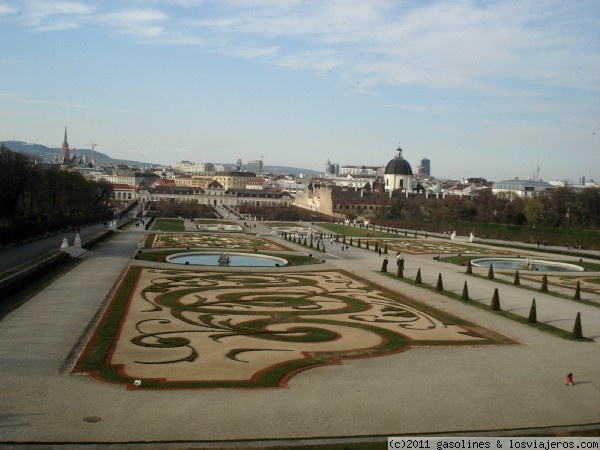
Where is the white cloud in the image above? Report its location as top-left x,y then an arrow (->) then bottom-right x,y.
24,1 -> 94,29
177,0 -> 600,93
12,0 -> 600,94
99,8 -> 168,38
0,3 -> 18,15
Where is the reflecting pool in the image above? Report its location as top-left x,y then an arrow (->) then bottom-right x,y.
471,258 -> 583,272
166,252 -> 288,267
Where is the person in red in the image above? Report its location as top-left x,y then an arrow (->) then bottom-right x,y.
566,373 -> 574,386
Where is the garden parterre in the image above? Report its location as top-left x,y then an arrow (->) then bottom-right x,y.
75,267 -> 513,389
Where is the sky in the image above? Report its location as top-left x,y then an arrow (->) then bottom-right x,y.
1,0 -> 599,182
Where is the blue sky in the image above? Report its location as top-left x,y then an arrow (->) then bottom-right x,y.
1,0 -> 599,182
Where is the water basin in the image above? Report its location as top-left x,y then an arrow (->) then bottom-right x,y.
471,258 -> 583,272
166,252 -> 288,267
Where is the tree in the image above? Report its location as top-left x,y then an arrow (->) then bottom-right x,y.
97,179 -> 114,205
523,198 -> 543,226
0,145 -> 35,221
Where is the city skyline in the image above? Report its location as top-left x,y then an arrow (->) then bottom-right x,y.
1,1 -> 599,182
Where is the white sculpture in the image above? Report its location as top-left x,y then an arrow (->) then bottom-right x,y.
451,231 -> 456,240
523,258 -> 536,270
469,233 -> 474,243
60,238 -> 69,252
74,234 -> 82,248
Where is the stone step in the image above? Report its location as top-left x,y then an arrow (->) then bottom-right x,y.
65,246 -> 87,258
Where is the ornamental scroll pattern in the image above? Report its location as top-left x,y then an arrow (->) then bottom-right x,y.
149,233 -> 288,250
100,268 -> 502,388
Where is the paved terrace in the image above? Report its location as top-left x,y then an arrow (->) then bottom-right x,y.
0,221 -> 599,447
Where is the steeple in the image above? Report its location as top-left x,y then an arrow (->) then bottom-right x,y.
61,126 -> 70,164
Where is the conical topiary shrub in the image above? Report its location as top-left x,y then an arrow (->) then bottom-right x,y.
466,260 -> 473,274
513,270 -> 520,286
384,244 -> 388,254
415,268 -> 422,284
374,242 -> 379,252
349,237 -> 353,246
574,281 -> 581,300
436,273 -> 444,291
462,281 -> 469,300
487,264 -> 495,280
357,239 -> 361,248
490,288 -> 501,311
540,275 -> 548,292
572,312 -> 583,339
365,241 -> 370,250
528,298 -> 537,323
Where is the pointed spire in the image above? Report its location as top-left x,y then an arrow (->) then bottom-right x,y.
63,126 -> 68,145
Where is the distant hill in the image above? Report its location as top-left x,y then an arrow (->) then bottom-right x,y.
1,141 -> 162,168
1,141 -> 322,175
262,165 -> 320,176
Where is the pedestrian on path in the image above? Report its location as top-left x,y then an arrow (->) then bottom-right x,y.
566,373 -> 574,386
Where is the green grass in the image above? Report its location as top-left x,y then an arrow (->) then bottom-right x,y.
77,266 -> 512,388
381,271 -> 593,342
437,256 -> 600,308
464,271 -> 600,309
440,255 -> 600,272
316,222 -> 412,239
151,218 -> 185,232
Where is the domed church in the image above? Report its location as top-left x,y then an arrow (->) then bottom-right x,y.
384,145 -> 414,192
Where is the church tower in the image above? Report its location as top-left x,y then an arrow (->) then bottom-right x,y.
61,127 -> 71,164
383,144 -> 414,192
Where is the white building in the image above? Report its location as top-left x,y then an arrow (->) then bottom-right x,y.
492,178 -> 553,198
339,165 -> 381,176
172,161 -> 215,173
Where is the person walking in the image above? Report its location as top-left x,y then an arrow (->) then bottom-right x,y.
566,373 -> 574,386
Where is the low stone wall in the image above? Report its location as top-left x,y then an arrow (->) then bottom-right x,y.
0,229 -> 115,303
0,252 -> 70,300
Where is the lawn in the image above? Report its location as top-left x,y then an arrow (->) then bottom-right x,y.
150,218 -> 186,232
75,267 -> 512,389
316,222 -> 411,238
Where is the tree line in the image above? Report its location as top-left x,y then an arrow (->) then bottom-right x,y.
382,188 -> 600,229
374,188 -> 600,249
0,145 -> 113,244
